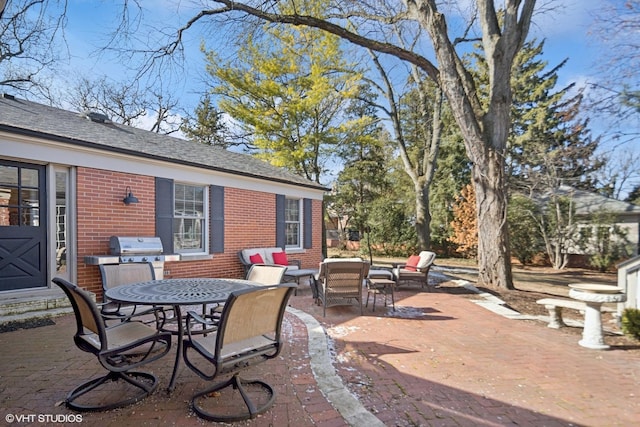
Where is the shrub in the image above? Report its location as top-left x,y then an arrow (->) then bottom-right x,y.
621,308 -> 640,340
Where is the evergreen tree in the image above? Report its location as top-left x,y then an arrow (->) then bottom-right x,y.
429,125 -> 470,254
470,38 -> 605,269
471,39 -> 603,195
180,94 -> 228,147
328,85 -> 389,255
508,40 -> 603,193
625,185 -> 640,205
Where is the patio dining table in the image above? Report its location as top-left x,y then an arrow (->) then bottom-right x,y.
105,278 -> 258,392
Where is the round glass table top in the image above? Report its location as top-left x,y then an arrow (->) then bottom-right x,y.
105,278 -> 258,305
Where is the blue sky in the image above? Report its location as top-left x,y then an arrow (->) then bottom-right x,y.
52,0 -> 637,194
58,1 -> 605,111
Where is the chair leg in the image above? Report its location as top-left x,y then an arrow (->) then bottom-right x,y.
66,371 -> 158,412
191,373 -> 276,422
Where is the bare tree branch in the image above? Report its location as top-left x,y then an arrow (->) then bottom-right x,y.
0,0 -> 68,96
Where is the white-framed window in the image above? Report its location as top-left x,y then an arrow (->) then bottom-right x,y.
285,198 -> 301,249
173,183 -> 207,253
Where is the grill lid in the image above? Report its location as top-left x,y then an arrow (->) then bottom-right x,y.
109,236 -> 164,255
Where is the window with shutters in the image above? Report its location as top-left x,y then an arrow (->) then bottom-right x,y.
285,198 -> 301,249
173,183 -> 207,253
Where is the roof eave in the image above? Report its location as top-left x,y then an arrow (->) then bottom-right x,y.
1,124 -> 329,192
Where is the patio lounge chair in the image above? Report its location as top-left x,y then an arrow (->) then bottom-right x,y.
316,259 -> 370,317
182,284 -> 296,422
209,264 -> 287,318
52,277 -> 172,412
392,251 -> 436,288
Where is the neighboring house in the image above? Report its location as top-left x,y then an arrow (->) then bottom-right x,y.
325,211 -> 361,250
0,94 -> 327,305
541,185 -> 640,260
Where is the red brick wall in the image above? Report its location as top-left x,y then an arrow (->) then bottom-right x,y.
76,168 -> 155,295
76,168 -> 325,298
164,188 -> 325,279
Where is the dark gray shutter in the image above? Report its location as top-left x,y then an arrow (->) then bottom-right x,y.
155,178 -> 174,254
210,185 -> 224,254
275,194 -> 285,248
303,198 -> 313,248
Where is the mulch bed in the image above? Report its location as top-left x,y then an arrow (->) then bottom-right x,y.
0,317 -> 55,334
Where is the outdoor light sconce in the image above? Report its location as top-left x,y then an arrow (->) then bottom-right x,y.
122,186 -> 139,205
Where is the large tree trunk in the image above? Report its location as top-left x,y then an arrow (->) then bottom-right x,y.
473,149 -> 514,289
413,1 -> 530,289
414,179 -> 431,249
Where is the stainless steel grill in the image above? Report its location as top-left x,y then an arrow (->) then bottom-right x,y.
85,236 -> 180,279
110,236 -> 165,263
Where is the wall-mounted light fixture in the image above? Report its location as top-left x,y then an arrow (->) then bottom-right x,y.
122,186 -> 139,205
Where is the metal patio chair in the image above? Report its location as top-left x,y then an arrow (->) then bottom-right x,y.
98,262 -> 169,325
210,263 -> 287,318
183,284 -> 296,422
52,277 -> 172,412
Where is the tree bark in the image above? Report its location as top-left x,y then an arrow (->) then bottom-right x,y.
414,178 -> 431,249
410,0 -> 531,289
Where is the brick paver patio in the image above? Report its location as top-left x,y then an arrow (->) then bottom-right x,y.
1,280 -> 638,426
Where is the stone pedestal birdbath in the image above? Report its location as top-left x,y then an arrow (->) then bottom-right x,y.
568,283 -> 626,350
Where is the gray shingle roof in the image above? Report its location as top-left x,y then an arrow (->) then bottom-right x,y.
542,185 -> 640,215
0,95 -> 326,191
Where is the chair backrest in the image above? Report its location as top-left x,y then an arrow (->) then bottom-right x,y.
318,260 -> 370,290
416,251 -> 436,270
99,263 -> 155,300
214,284 -> 296,368
322,257 -> 363,264
245,264 -> 287,286
52,277 -> 107,351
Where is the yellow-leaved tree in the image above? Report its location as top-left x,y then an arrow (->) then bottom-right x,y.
202,0 -> 363,184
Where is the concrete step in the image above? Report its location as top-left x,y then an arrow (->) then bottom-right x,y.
0,306 -> 73,326
0,288 -> 89,326
0,294 -> 70,317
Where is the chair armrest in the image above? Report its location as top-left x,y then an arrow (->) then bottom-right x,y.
237,250 -> 251,265
237,250 -> 254,275
98,301 -> 120,314
101,324 -> 172,370
185,310 -> 218,340
391,263 -> 406,268
186,310 -> 211,325
288,259 -> 301,268
100,302 -> 168,328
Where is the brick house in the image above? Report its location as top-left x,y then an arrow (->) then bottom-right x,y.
0,94 -> 327,305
